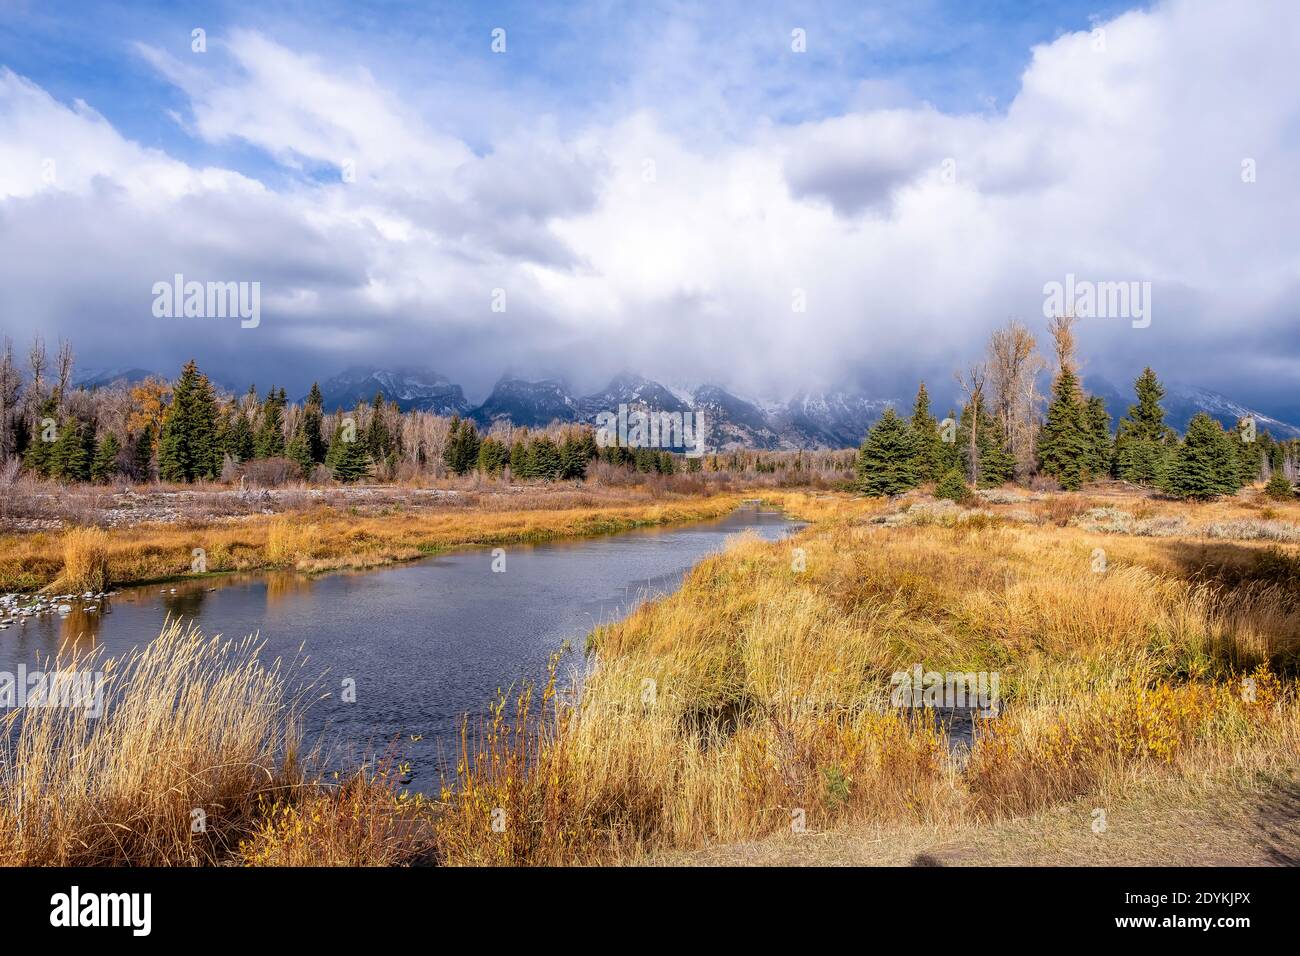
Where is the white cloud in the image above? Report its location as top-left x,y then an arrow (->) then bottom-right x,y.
1,0 -> 1298,408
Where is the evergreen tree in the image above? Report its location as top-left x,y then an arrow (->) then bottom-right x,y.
253,388 -> 286,459
133,424 -> 155,480
909,383 -> 944,482
329,421 -> 371,483
23,397 -> 58,477
510,436 -> 532,479
1038,366 -> 1089,490
1083,395 -> 1114,479
158,360 -> 221,482
856,408 -> 920,496
935,467 -> 970,502
530,436 -> 562,480
1233,419 -> 1263,486
1265,468 -> 1294,500
559,435 -> 589,480
1164,413 -> 1241,500
91,432 -> 121,483
303,383 -> 327,464
365,392 -> 393,462
50,418 -> 93,482
441,416 -> 481,476
1114,368 -> 1172,485
286,427 -> 313,477
477,437 -> 508,476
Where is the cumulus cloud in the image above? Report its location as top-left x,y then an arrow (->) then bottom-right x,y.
1,0 -> 1298,413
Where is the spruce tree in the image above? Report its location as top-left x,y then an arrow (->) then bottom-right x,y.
23,397 -> 59,477
1164,413 -> 1241,499
1265,468 -> 1294,500
303,383 -> 327,464
1114,368 -> 1172,485
1083,395 -> 1114,479
909,383 -> 944,482
133,424 -> 155,480
91,432 -> 120,483
1038,366 -> 1089,490
856,408 -> 920,496
935,467 -> 970,502
158,361 -> 221,482
50,418 -> 92,482
530,436 -> 562,480
510,437 -> 531,479
1233,420 -> 1263,486
559,435 -> 588,480
329,421 -> 371,483
477,437 -> 508,476
253,388 -> 286,459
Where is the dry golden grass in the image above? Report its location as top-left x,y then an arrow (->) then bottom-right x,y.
47,525 -> 111,594
0,494 -> 746,592
0,620 -> 307,865
431,490 -> 1300,865
7,488 -> 1299,866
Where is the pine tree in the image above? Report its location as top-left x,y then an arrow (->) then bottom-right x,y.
530,436 -> 562,480
1233,419 -> 1263,486
91,432 -> 120,483
365,392 -> 393,462
23,397 -> 58,477
477,437 -> 508,476
253,388 -> 285,459
329,421 -> 371,483
1038,366 -> 1089,490
909,383 -> 944,482
286,427 -> 313,477
1164,413 -> 1241,500
856,408 -> 920,496
1114,368 -> 1172,485
441,416 -> 481,476
158,360 -> 221,482
50,418 -> 92,482
133,424 -> 155,480
1265,468 -> 1294,500
304,385 -> 327,464
559,435 -> 589,480
935,467 -> 970,502
510,437 -> 531,479
1083,395 -> 1114,479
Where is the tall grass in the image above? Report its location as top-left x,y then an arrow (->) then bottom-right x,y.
49,525 -> 110,593
0,620 -> 306,865
431,493 -> 1300,864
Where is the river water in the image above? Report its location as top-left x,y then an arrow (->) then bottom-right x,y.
1,504 -> 799,789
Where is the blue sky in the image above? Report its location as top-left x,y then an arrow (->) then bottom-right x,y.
2,1 -> 1140,175
1,0 -> 1298,420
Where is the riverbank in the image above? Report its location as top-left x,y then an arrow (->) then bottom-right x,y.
3,486 -> 1298,866
0,488 -> 749,593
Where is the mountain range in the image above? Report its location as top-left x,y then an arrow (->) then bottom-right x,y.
71,366 -> 1300,449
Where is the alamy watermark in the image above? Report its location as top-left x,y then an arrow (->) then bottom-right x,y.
1042,273 -> 1151,329
152,274 -> 261,328
890,664 -> 1000,718
595,405 -> 706,458
0,665 -> 104,717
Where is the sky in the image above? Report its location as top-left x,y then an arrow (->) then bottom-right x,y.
1,0 -> 1298,417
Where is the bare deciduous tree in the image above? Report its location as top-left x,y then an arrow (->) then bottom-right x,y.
954,362 -> 987,485
986,321 -> 1047,478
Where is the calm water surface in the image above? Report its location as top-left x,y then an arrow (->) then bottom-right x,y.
2,505 -> 798,788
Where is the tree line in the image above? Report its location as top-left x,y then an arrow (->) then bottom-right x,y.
856,317 -> 1293,501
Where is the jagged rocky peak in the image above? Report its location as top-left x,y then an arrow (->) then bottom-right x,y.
314,365 -> 470,414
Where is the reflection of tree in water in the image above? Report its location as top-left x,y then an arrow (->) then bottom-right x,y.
161,586 -> 208,620
265,571 -> 313,606
58,600 -> 106,654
